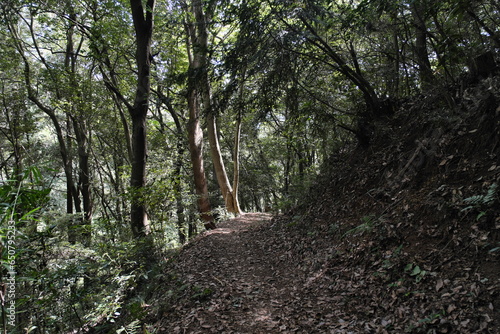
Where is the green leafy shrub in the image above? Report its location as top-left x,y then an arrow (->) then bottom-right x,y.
462,183 -> 498,220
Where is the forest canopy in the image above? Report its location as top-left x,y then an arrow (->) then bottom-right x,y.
0,0 -> 498,332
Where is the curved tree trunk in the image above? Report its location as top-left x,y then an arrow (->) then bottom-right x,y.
206,113 -> 238,213
298,15 -> 384,118
296,14 -> 389,147
191,0 -> 241,214
10,15 -> 85,244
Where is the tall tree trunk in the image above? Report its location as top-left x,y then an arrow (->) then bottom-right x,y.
71,116 -> 92,246
230,67 -> 247,216
191,0 -> 240,214
128,0 -> 156,238
411,0 -> 435,91
128,112 -> 149,237
65,6 -> 92,246
156,89 -> 189,242
187,89 -> 216,229
232,110 -> 243,215
183,0 -> 217,229
206,114 -> 238,213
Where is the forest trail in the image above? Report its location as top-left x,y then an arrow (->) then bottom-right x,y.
153,205 -> 499,333
156,213 -> 334,333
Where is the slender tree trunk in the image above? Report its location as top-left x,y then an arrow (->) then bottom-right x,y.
231,68 -> 247,216
298,15 -> 383,116
183,0 -> 216,229
10,17 -> 83,243
387,8 -> 400,98
175,153 -> 187,243
112,95 -> 133,163
232,111 -> 242,215
72,117 -> 92,246
3,106 -> 23,183
296,14 -> 387,146
206,114 -> 237,213
64,116 -> 81,244
188,210 -> 198,238
128,0 -> 156,238
64,8 -> 93,246
95,41 -> 134,163
29,81 -> 81,244
186,88 -> 216,229
411,0 -> 435,91
465,8 -> 500,49
191,0 -> 240,214
156,89 -> 189,242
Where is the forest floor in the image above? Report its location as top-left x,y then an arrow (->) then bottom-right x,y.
156,212 -> 321,334
146,76 -> 500,333
154,211 -> 403,334
151,204 -> 499,334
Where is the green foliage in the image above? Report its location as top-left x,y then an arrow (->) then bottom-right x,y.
0,167 -> 51,332
0,168 -> 160,333
463,183 -> 498,207
117,320 -> 142,334
342,215 -> 377,238
0,167 -> 50,220
404,263 -> 428,283
191,286 -> 213,301
462,183 -> 498,220
286,215 -> 302,228
405,309 -> 446,333
13,227 -> 157,333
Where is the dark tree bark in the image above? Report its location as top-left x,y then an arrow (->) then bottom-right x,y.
294,15 -> 390,146
128,0 -> 156,238
65,5 -> 92,246
411,0 -> 435,91
155,89 -> 189,243
71,116 -> 92,246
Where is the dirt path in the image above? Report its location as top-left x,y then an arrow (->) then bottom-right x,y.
152,207 -> 500,334
157,212 -> 319,334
